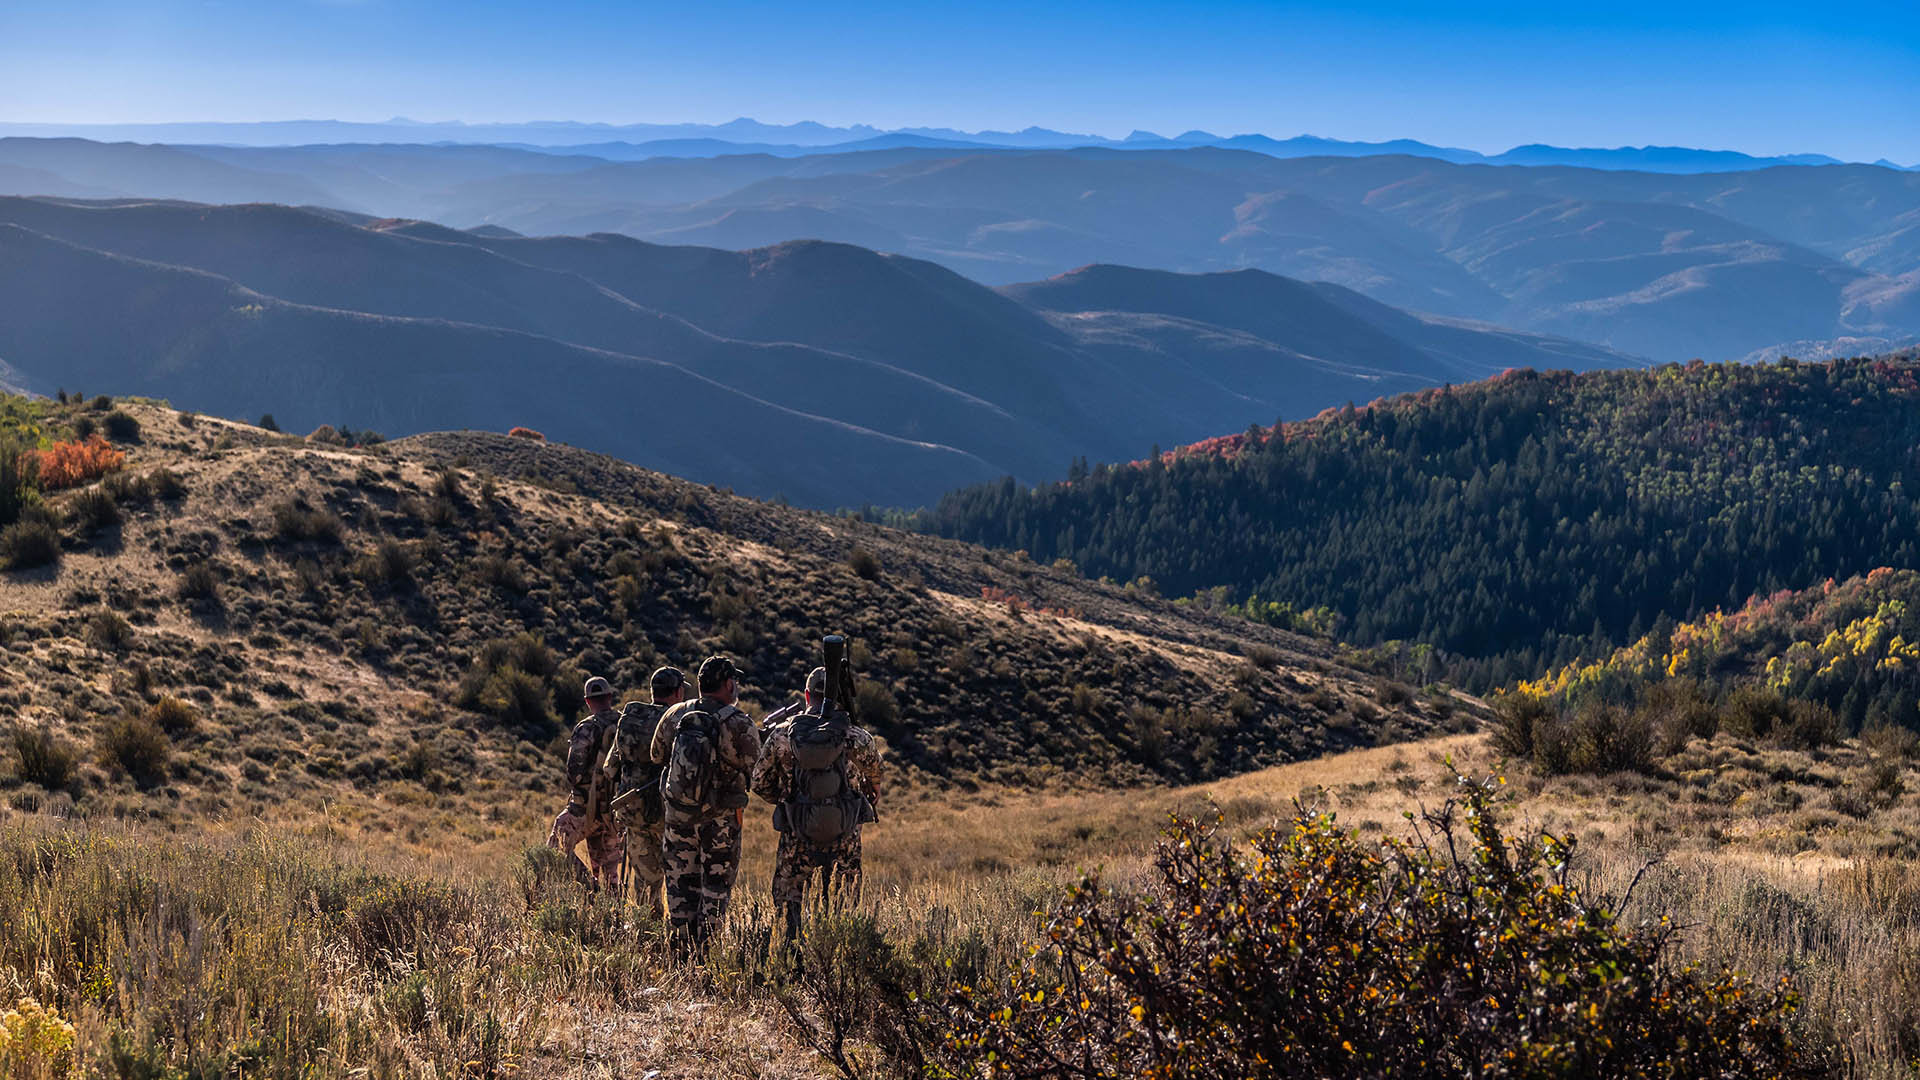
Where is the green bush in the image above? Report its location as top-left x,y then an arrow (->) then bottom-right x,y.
1490,691 -> 1552,758
145,696 -> 199,736
353,538 -> 415,589
67,487 -> 119,533
102,410 -> 141,442
922,779 -> 1832,1078
1637,678 -> 1720,753
1566,701 -> 1657,775
1723,687 -> 1842,750
0,518 -> 59,570
83,610 -> 133,652
0,434 -> 34,528
176,562 -> 220,604
847,547 -> 881,580
341,879 -> 467,970
853,680 -> 899,728
455,634 -> 575,737
270,499 -> 344,544
96,714 -> 171,786
11,724 -> 77,789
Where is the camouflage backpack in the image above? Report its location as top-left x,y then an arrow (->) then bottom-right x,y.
662,706 -> 724,821
782,708 -> 864,851
609,701 -> 667,826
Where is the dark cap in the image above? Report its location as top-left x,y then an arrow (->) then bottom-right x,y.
805,666 -> 827,694
697,655 -> 740,692
582,675 -> 614,699
650,665 -> 687,694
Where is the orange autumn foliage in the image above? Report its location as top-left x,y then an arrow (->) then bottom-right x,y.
28,434 -> 126,491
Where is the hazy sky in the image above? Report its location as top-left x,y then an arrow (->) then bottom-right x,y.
3,0 -> 1916,161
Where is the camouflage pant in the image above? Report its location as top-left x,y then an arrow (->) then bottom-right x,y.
619,816 -> 668,920
662,810 -> 742,948
548,806 -> 624,891
770,829 -> 863,909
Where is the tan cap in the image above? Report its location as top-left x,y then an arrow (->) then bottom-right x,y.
583,675 -> 614,699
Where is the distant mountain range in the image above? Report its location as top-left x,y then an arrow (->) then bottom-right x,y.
0,196 -> 1636,506
5,137 -> 1914,363
0,118 -> 1908,172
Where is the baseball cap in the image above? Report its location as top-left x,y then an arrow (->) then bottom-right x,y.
582,675 -> 614,698
650,666 -> 687,694
697,655 -> 740,691
805,666 -> 827,694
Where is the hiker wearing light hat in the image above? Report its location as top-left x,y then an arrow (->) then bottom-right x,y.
546,674 -> 625,891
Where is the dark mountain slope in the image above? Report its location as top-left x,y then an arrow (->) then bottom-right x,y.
0,195 -> 1661,505
0,225 -> 997,505
0,198 -> 1074,484
410,227 -> 1094,417
417,230 -> 1642,446
919,358 -> 1920,688
1008,264 -> 1639,382
1008,265 -> 1443,376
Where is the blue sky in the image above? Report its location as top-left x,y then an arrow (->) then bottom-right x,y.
3,0 -> 1916,161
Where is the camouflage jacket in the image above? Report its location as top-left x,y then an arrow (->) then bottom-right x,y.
565,706 -> 620,812
751,709 -> 883,809
650,698 -> 762,811
601,702 -> 668,820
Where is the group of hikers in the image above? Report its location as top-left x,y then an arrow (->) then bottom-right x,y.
547,635 -> 882,952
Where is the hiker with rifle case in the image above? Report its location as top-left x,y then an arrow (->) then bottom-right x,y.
601,665 -> 689,920
751,634 -> 885,943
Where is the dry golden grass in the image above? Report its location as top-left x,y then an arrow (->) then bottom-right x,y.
11,728 -> 1920,1075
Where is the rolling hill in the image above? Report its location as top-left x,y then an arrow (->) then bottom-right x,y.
2,140 -> 1916,361
918,356 -> 1920,689
0,394 -> 1457,818
0,195 -> 1637,506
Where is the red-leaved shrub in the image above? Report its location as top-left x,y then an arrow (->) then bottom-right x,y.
28,435 -> 126,491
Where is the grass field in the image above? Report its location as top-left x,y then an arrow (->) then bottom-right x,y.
7,728 -> 1920,1076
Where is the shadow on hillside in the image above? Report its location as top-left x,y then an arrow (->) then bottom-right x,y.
0,562 -> 59,586
83,524 -> 126,558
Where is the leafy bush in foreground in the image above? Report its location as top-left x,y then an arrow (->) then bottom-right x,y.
921,780 -> 1832,1078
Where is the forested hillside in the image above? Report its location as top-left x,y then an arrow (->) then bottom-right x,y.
920,358 -> 1920,688
1520,566 -> 1920,732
